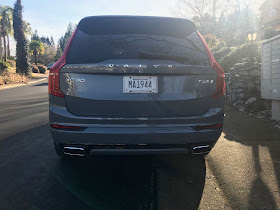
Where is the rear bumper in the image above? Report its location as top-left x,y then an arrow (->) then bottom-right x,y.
90,148 -> 188,155
50,124 -> 222,145
51,127 -> 221,155
50,98 -> 224,154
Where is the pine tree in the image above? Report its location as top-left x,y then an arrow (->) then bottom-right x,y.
50,36 -> 55,46
13,0 -> 31,76
54,48 -> 62,62
58,23 -> 75,52
31,30 -> 40,41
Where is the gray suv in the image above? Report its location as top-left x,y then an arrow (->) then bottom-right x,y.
49,16 -> 225,157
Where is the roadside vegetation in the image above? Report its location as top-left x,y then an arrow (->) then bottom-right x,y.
55,23 -> 76,60
0,1 -> 68,86
171,0 -> 280,122
171,0 -> 280,72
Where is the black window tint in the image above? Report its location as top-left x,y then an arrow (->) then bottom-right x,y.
67,17 -> 210,65
68,31 -> 209,65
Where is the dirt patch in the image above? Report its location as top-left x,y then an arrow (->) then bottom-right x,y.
0,72 -> 30,86
0,67 -> 49,87
31,71 -> 49,79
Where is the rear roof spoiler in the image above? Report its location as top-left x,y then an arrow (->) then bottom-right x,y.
77,15 -> 197,37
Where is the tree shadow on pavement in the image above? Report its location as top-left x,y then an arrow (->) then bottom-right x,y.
0,124 -> 206,210
155,155 -> 206,210
221,105 -> 280,209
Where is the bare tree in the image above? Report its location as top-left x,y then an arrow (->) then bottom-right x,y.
224,0 -> 264,16
170,0 -> 226,34
171,0 -> 225,19
171,0 -> 263,20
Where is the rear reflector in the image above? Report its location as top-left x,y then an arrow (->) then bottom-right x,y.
193,124 -> 223,130
196,31 -> 225,98
50,124 -> 82,130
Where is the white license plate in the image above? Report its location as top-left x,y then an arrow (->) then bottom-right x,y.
123,76 -> 158,93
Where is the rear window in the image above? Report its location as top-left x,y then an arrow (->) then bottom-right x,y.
67,16 -> 210,65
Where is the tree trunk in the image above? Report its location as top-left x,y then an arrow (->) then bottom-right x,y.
3,33 -> 7,62
0,33 -> 2,60
34,52 -> 38,66
7,35 -> 10,59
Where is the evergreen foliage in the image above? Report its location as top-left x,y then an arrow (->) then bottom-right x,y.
29,40 -> 44,66
13,0 -> 31,76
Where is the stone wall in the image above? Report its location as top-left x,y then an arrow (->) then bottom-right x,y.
225,62 -> 267,111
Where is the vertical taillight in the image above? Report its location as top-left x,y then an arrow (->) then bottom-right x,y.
212,62 -> 226,98
48,29 -> 78,98
196,31 -> 225,98
48,58 -> 65,98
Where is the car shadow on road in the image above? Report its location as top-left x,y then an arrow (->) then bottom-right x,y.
0,124 -> 206,210
54,155 -> 155,209
217,105 -> 280,209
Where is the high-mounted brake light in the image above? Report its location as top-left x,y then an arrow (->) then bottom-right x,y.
48,29 -> 78,98
196,31 -> 225,98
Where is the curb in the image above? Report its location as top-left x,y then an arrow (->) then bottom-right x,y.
0,78 -> 48,91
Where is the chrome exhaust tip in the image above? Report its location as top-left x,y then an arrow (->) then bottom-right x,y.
63,147 -> 85,157
192,145 -> 212,155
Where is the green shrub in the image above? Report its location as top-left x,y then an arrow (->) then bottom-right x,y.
212,46 -> 233,62
37,65 -> 47,74
0,61 -> 11,74
213,42 -> 261,72
204,34 -> 225,50
32,64 -> 39,73
6,59 -> 16,67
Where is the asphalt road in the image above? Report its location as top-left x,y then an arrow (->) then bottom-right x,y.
0,80 -> 280,210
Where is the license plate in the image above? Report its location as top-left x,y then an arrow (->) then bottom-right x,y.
123,76 -> 158,93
